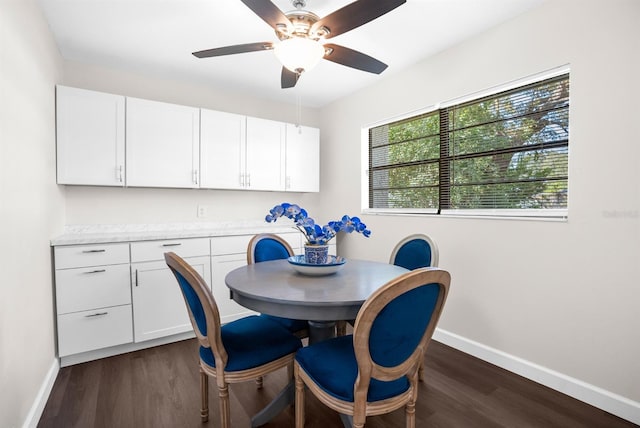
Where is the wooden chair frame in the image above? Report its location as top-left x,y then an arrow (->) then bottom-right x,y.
389,233 -> 440,381
165,252 -> 297,427
247,233 -> 295,264
389,233 -> 439,267
295,268 -> 450,428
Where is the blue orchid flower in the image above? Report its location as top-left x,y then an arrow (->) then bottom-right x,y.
265,203 -> 371,245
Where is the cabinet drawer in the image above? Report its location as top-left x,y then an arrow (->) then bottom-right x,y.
211,235 -> 252,256
55,243 -> 130,269
130,238 -> 209,262
57,304 -> 133,357
211,233 -> 301,256
56,264 -> 131,314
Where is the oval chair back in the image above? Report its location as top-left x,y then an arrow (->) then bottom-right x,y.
294,268 -> 450,428
165,251 -> 302,428
389,233 -> 439,270
247,233 -> 295,264
165,251 -> 226,367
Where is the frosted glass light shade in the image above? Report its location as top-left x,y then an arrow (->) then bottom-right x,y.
274,37 -> 325,73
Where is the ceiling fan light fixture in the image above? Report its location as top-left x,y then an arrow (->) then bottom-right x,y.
274,37 -> 325,74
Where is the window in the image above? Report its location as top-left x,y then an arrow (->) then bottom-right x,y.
368,72 -> 570,218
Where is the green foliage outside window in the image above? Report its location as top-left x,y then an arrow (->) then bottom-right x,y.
369,74 -> 569,214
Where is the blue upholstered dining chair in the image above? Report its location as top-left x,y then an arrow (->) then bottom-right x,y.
389,233 -> 439,270
247,233 -> 309,338
164,252 -> 302,428
336,234 -> 440,339
294,268 -> 450,428
389,233 -> 439,381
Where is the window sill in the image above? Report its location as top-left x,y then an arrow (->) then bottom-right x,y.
362,209 -> 568,222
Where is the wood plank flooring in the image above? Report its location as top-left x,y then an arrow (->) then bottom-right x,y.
38,338 -> 636,428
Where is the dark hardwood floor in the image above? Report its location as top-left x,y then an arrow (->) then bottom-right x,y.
38,338 -> 636,428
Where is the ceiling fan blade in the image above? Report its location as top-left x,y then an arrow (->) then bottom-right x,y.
240,0 -> 293,33
192,42 -> 274,58
323,44 -> 388,74
311,0 -> 405,39
281,67 -> 300,89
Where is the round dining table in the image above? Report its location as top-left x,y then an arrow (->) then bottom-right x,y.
225,258 -> 408,427
225,258 -> 409,343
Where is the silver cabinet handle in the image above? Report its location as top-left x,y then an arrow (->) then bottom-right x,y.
82,249 -> 106,253
135,269 -> 138,287
246,173 -> 251,187
85,312 -> 108,318
162,243 -> 182,247
84,269 -> 106,274
118,165 -> 123,183
193,169 -> 199,185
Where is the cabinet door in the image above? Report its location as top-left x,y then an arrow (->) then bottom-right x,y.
131,256 -> 211,342
211,253 -> 256,324
200,109 -> 246,189
285,124 -> 320,192
56,85 -> 125,186
246,117 -> 285,191
126,97 -> 200,188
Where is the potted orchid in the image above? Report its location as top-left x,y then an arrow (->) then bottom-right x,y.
265,202 -> 371,264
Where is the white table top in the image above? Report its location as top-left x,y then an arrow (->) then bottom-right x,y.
225,258 -> 409,321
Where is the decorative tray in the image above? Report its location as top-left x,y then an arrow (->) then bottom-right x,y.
287,255 -> 346,276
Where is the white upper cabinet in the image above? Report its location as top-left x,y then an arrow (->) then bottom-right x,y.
56,85 -> 125,186
201,113 -> 286,191
125,97 -> 200,188
200,109 -> 246,190
245,116 -> 286,191
55,86 -> 320,190
285,124 -> 320,192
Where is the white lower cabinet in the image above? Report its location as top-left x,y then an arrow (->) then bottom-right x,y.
54,243 -> 133,357
210,232 -> 302,323
211,253 -> 255,324
130,238 -> 210,343
52,231 -> 322,365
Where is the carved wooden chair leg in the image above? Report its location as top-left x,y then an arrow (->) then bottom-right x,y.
255,376 -> 264,388
200,368 -> 209,422
218,382 -> 231,428
418,361 -> 425,382
295,366 -> 305,428
406,400 -> 416,428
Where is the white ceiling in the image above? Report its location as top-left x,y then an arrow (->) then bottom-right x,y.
37,0 -> 544,108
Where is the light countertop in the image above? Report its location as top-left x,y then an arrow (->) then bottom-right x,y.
50,221 -> 299,246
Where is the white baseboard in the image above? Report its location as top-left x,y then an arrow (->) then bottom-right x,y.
22,358 -> 59,428
433,328 -> 640,425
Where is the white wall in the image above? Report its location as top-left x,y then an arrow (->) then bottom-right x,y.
321,0 -> 640,413
0,0 -> 65,427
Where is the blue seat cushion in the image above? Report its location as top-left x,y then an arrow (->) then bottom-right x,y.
260,314 -> 308,334
295,335 -> 410,402
200,315 -> 302,372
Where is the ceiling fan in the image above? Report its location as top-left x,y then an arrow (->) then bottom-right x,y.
192,0 -> 406,89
